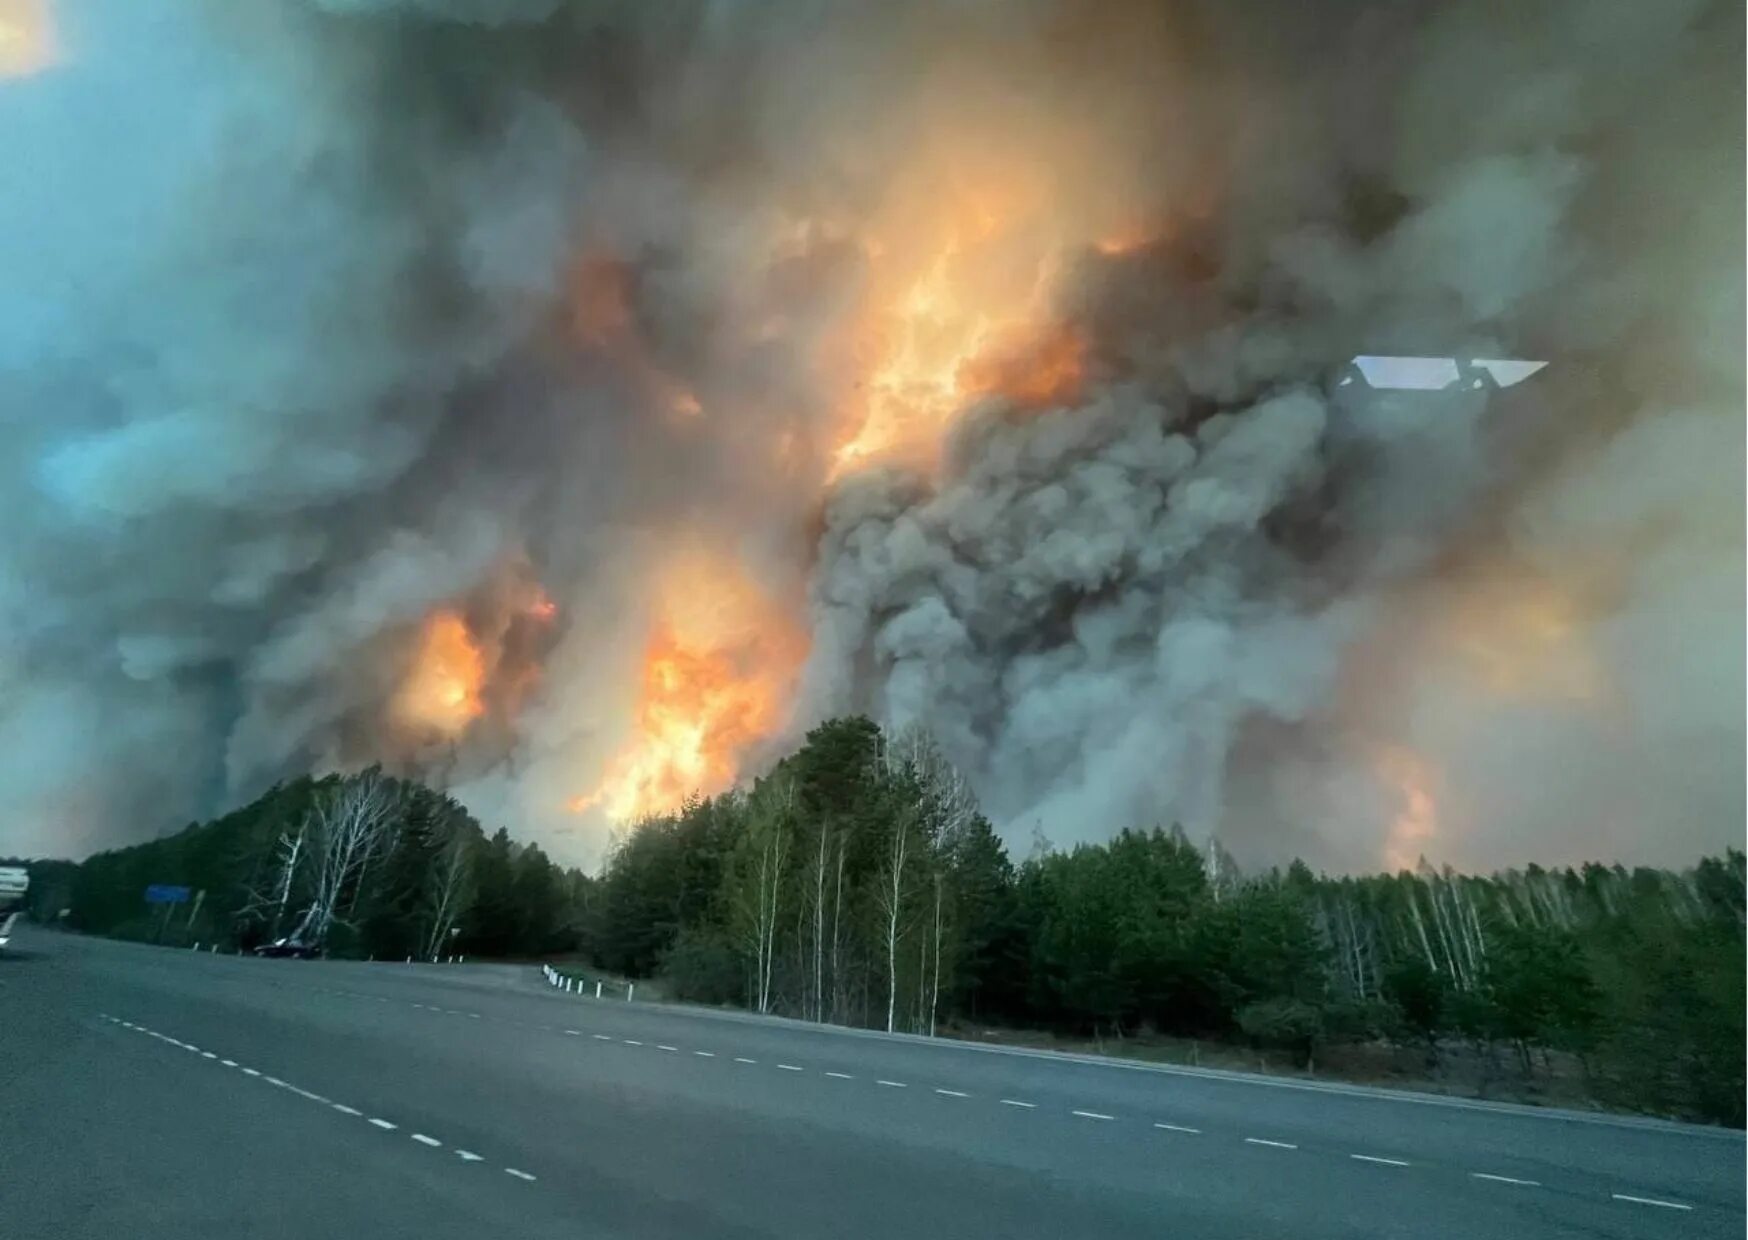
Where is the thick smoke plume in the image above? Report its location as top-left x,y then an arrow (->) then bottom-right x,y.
0,0 -> 1739,872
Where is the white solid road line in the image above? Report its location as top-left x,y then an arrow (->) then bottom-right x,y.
1470,1173 -> 1540,1187
504,1168 -> 537,1182
455,1150 -> 484,1162
368,1118 -> 398,1130
934,1088 -> 969,1098
1000,1099 -> 1037,1108
1350,1154 -> 1410,1166
1072,1110 -> 1115,1121
1154,1123 -> 1201,1134
1244,1138 -> 1297,1149
1611,1193 -> 1692,1211
876,1079 -> 907,1088
411,1134 -> 442,1148
332,1104 -> 363,1116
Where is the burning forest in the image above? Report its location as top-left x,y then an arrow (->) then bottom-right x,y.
0,0 -> 1739,874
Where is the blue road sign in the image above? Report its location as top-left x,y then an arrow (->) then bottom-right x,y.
144,884 -> 192,904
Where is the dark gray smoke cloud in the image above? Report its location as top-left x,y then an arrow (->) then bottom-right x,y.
0,0 -> 1738,871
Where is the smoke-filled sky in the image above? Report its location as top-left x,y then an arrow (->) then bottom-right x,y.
0,0 -> 1740,871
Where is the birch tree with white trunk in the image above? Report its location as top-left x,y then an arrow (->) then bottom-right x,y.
875,803 -> 911,1034
421,824 -> 474,960
287,770 -> 401,949
730,777 -> 793,1015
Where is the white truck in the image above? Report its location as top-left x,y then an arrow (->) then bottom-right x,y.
0,866 -> 28,949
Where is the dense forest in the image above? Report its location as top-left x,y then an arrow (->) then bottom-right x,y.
16,716 -> 1743,1125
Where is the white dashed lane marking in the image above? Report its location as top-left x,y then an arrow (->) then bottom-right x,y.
232,989 -> 1714,1215
1611,1194 -> 1692,1211
103,1014 -> 536,1187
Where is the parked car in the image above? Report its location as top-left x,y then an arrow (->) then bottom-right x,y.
0,865 -> 27,950
253,938 -> 318,959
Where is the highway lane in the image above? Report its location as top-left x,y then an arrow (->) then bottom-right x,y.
4,932 -> 1741,1240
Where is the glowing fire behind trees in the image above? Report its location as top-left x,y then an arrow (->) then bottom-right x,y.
393,611 -> 486,738
1376,746 -> 1440,874
569,550 -> 806,824
568,144 -> 1150,824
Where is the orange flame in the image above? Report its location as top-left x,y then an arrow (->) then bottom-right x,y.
0,0 -> 54,79
394,610 -> 486,737
1376,745 -> 1439,872
824,158 -> 1111,478
958,322 -> 1086,410
1441,568 -> 1602,703
527,587 -> 558,622
573,127 -> 1169,809
572,551 -> 804,822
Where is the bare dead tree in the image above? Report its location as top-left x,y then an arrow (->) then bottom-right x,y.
238,820 -> 310,936
421,825 -> 474,960
287,771 -> 400,948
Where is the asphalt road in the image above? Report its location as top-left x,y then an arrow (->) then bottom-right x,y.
3,931 -> 1741,1240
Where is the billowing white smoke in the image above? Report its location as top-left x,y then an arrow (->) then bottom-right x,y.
0,0 -> 1738,873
